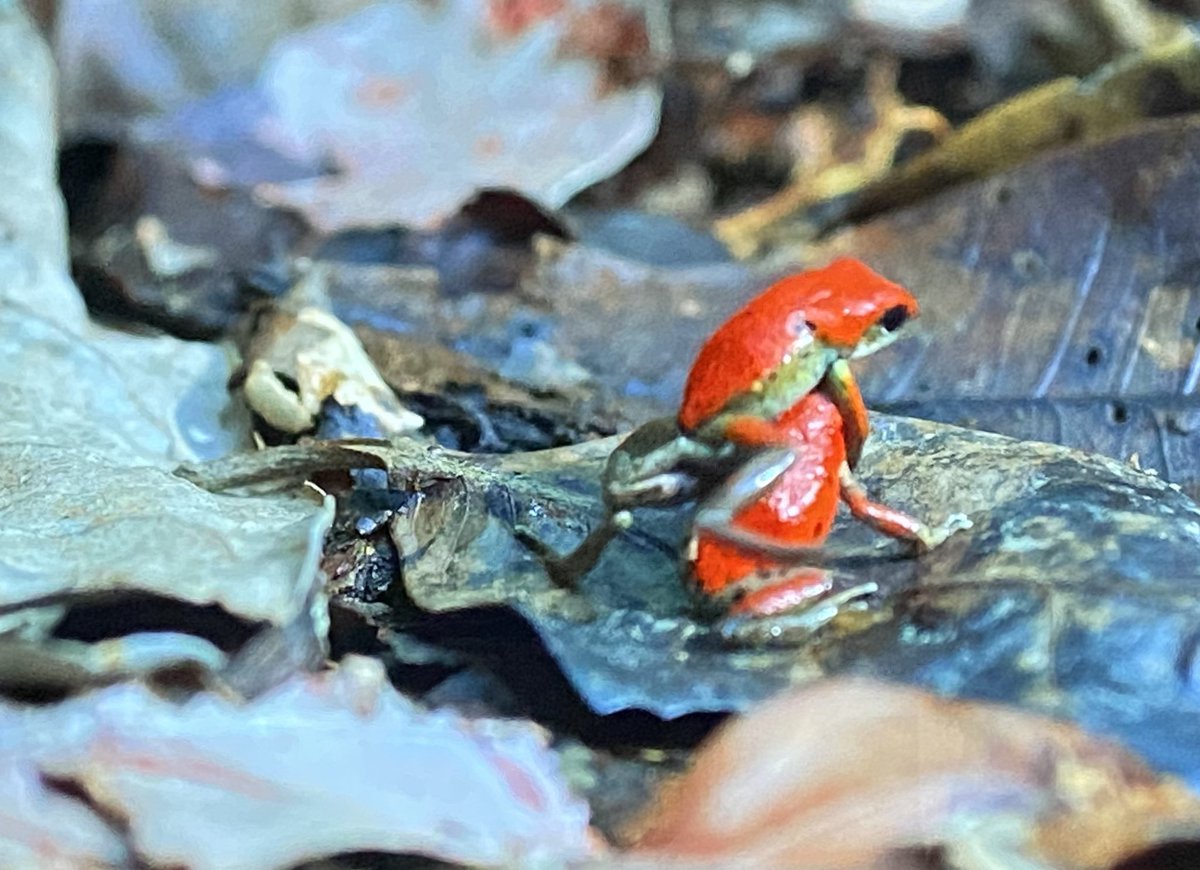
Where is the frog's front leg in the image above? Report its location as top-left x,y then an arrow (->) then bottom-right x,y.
837,462 -> 972,552
821,359 -> 868,468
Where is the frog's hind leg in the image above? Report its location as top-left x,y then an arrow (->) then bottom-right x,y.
535,420 -> 729,588
533,517 -> 622,589
718,579 -> 879,645
688,441 -> 841,605
689,447 -> 825,560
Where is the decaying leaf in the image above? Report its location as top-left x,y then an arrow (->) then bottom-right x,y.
0,5 -> 244,467
625,680 -> 1200,869
357,324 -> 621,452
0,434 -> 335,693
0,757 -> 130,869
315,242 -> 757,423
1,303 -> 247,463
0,2 -> 333,692
237,264 -> 424,437
252,0 -> 662,230
881,395 -> 1200,501
0,655 -> 597,869
0,443 -> 332,624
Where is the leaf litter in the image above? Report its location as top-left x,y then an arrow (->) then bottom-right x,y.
0,656 -> 596,869
32,0 -> 1200,864
621,680 -> 1200,869
0,2 -> 331,695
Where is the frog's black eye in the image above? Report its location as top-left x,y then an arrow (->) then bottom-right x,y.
881,305 -> 908,331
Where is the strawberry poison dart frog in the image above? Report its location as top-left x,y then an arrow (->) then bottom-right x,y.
548,258 -> 967,640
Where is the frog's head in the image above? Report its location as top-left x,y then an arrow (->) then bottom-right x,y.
679,258 -> 918,432
790,258 -> 919,358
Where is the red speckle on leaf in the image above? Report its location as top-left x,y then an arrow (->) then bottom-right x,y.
91,731 -> 279,800
486,0 -> 566,39
488,750 -> 549,812
474,133 -> 505,158
355,76 -> 409,109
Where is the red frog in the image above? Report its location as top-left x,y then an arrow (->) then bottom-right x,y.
548,258 -> 967,639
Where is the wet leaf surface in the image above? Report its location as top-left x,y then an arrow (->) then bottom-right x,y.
0,756 -> 130,868
0,291 -> 334,691
359,325 -> 621,452
322,243 -> 758,422
318,189 -> 572,298
564,209 -> 732,268
0,656 -> 596,869
881,395 -> 1200,501
0,442 -> 332,622
181,414 -> 1200,784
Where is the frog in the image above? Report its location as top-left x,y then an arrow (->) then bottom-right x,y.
546,258 -> 968,640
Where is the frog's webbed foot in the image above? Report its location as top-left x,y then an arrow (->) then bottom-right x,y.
717,580 -> 879,646
607,468 -> 704,507
911,512 -> 973,554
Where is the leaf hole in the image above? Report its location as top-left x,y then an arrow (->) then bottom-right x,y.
1110,402 -> 1129,424
1085,346 -> 1103,367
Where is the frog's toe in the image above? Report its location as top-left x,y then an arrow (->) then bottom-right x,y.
914,512 -> 973,552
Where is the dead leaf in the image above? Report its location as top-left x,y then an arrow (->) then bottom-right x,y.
237,265 -> 424,437
627,680 -> 1200,870
0,655 -> 598,869
253,0 -> 662,230
0,3 -> 333,692
0,757 -> 130,868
